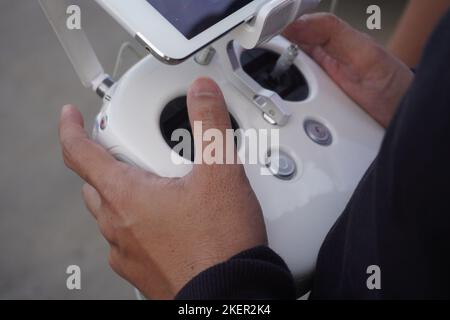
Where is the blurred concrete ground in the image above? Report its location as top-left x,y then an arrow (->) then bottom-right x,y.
0,0 -> 405,299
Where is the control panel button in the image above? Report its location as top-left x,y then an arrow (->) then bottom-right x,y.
304,119 -> 333,146
266,150 -> 297,180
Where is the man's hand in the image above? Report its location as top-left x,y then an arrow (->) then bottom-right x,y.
59,78 -> 267,300
284,13 -> 414,128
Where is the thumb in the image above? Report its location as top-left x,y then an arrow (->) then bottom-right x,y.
186,78 -> 236,176
283,13 -> 348,50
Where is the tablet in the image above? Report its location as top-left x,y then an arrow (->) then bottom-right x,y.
95,0 -> 268,63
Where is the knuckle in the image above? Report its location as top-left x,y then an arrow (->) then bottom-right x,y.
61,137 -> 80,163
323,13 -> 339,25
197,100 -> 228,120
82,184 -> 100,205
61,138 -> 87,174
62,156 -> 73,170
108,250 -> 123,275
100,182 -> 119,204
322,13 -> 344,33
100,224 -> 116,244
98,215 -> 117,244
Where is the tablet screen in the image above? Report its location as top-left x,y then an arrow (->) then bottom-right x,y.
146,0 -> 254,40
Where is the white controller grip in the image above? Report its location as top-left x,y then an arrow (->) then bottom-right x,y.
232,0 -> 320,49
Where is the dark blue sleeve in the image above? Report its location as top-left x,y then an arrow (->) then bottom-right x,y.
175,246 -> 297,300
311,10 -> 450,300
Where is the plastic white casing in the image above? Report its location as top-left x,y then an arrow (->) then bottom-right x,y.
94,35 -> 384,292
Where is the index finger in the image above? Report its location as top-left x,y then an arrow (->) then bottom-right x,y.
59,105 -> 131,195
283,13 -> 380,71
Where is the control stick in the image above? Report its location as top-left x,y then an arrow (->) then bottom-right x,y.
270,44 -> 300,80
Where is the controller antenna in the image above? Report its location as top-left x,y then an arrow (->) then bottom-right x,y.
39,0 -> 114,98
270,44 -> 299,80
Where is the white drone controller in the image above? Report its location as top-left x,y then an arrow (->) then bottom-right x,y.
40,0 -> 384,294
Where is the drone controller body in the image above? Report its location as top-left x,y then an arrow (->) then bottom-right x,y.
38,0 -> 382,294
93,35 -> 384,292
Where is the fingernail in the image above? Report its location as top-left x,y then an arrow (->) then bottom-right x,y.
189,78 -> 221,98
62,104 -> 72,114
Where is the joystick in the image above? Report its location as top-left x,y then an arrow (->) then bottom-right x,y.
270,44 -> 300,80
160,96 -> 240,162
241,46 -> 309,102
40,0 -> 384,295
